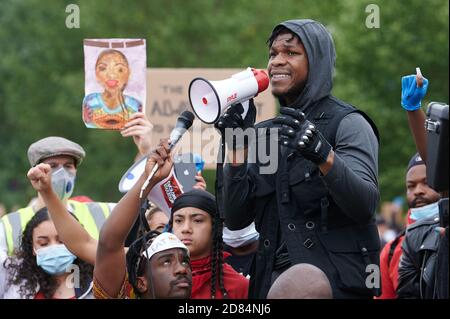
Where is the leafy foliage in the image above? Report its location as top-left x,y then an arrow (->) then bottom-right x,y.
0,0 -> 448,211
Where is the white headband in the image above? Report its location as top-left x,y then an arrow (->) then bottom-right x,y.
143,232 -> 189,260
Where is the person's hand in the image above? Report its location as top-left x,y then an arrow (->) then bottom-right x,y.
146,138 -> 173,184
193,172 -> 207,190
274,107 -> 332,165
214,99 -> 257,149
121,112 -> 154,156
27,163 -> 53,194
401,68 -> 429,111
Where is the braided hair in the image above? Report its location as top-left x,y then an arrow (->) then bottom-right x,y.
125,230 -> 160,298
210,210 -> 228,299
169,190 -> 228,299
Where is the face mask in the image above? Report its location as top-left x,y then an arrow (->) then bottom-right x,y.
222,223 -> 260,248
382,229 -> 397,243
36,244 -> 76,275
51,167 -> 75,201
410,201 -> 440,221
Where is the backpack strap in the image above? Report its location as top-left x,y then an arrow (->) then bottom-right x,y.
388,229 -> 405,266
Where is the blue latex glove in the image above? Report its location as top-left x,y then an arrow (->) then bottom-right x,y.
193,153 -> 205,173
401,74 -> 429,111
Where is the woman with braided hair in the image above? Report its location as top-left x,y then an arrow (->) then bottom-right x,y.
169,189 -> 249,299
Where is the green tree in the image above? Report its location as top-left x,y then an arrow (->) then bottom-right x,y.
1,0 -> 448,212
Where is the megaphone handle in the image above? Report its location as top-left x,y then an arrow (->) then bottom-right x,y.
139,163 -> 159,199
215,130 -> 227,220
241,100 -> 250,119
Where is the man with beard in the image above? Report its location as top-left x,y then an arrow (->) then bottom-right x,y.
378,153 -> 440,298
395,69 -> 447,299
219,19 -> 380,298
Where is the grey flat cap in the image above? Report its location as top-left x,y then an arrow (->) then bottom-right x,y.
27,136 -> 86,167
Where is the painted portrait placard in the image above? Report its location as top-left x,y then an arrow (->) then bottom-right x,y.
83,39 -> 146,130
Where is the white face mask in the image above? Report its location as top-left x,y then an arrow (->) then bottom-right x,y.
410,201 -> 440,221
51,167 -> 76,201
382,229 -> 397,243
222,223 -> 260,248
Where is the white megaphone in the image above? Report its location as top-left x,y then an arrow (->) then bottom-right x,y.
188,67 -> 269,124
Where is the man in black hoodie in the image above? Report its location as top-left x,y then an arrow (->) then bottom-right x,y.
219,19 -> 381,298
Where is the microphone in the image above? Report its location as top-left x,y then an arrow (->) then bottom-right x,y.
169,111 -> 195,148
139,111 -> 195,198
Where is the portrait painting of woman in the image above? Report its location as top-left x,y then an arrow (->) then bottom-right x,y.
83,39 -> 146,130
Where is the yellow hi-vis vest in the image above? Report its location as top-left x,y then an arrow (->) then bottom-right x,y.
1,200 -> 111,255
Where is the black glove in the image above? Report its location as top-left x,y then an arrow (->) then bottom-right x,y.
215,99 -> 256,150
274,107 -> 332,165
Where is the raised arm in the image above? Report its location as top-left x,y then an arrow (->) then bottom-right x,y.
401,68 -> 429,162
121,112 -> 154,158
94,139 -> 173,298
219,101 -> 258,230
27,164 -> 98,265
406,110 -> 427,162
223,149 -> 257,230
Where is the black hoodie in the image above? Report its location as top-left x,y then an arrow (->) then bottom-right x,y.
223,19 -> 380,298
274,19 -> 336,111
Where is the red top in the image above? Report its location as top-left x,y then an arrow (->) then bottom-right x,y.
378,236 -> 406,299
377,210 -> 415,299
69,195 -> 94,203
191,252 -> 249,299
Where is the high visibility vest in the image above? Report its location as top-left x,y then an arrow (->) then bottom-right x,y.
1,200 -> 111,255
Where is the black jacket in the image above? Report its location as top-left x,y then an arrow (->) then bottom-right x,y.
223,20 -> 380,299
397,216 -> 441,299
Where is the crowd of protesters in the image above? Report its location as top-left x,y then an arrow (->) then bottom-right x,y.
1,18 -> 447,299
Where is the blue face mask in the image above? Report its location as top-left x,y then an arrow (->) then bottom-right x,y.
410,201 -> 440,221
36,244 -> 76,275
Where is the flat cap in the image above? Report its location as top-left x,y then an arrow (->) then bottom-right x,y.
27,136 -> 86,167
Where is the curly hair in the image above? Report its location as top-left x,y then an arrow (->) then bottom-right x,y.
267,25 -> 297,48
3,208 -> 93,299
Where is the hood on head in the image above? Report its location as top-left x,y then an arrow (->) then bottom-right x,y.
270,19 -> 336,110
